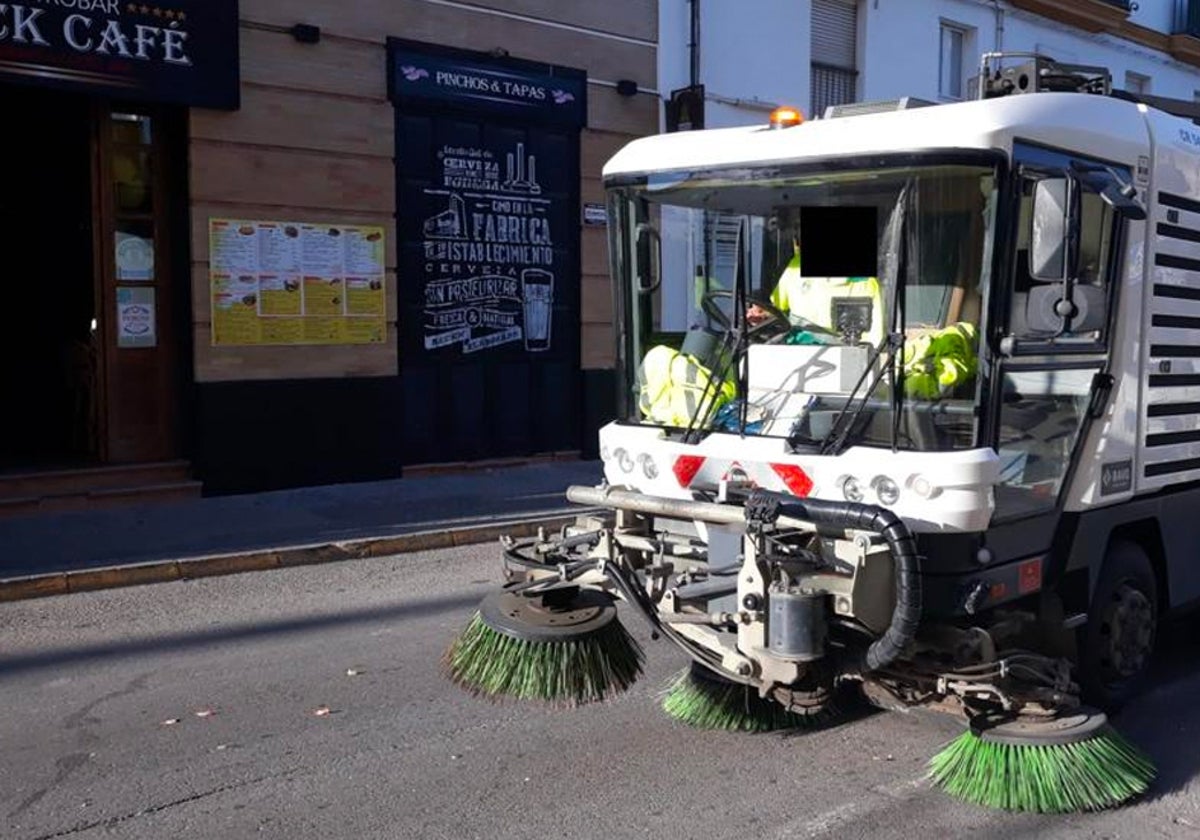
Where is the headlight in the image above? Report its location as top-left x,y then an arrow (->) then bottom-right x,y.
614,448 -> 634,473
638,453 -> 659,480
839,475 -> 864,502
907,473 -> 934,498
871,475 -> 900,505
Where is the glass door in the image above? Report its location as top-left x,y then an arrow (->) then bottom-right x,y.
94,103 -> 180,463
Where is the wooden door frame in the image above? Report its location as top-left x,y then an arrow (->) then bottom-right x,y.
90,99 -> 180,464
89,99 -> 111,463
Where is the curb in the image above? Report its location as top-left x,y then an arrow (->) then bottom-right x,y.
0,511 -> 595,603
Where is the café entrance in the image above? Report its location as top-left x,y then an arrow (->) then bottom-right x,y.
0,84 -> 195,511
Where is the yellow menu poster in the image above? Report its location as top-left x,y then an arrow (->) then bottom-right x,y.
209,218 -> 386,346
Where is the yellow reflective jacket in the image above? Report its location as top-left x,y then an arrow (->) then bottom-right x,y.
638,345 -> 736,426
903,322 -> 978,399
770,256 -> 884,345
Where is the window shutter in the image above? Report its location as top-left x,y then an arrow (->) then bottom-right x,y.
811,0 -> 859,115
812,0 -> 858,69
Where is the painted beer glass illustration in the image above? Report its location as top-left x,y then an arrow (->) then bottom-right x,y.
521,268 -> 554,351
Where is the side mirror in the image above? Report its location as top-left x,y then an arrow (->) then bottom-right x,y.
1030,179 -> 1068,282
1071,162 -> 1147,220
635,221 -> 661,294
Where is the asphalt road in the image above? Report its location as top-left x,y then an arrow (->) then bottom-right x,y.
1,544 -> 1197,840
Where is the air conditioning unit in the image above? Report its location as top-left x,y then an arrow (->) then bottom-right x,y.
822,97 -> 935,119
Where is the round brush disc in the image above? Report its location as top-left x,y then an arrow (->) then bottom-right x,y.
478,586 -> 618,643
971,706 -> 1109,747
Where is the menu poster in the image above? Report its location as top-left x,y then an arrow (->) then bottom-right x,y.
209,219 -> 386,346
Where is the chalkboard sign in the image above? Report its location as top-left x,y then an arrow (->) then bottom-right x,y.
417,138 -> 565,355
393,40 -> 583,464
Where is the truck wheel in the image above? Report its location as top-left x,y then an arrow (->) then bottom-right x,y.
1078,540 -> 1157,710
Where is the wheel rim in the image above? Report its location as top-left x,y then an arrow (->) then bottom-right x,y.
1098,581 -> 1155,684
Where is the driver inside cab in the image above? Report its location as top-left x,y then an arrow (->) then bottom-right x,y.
747,248 -> 885,345
639,248 -> 885,427
751,244 -> 978,401
638,242 -> 980,427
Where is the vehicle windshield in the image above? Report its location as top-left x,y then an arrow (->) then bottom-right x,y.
608,159 -> 999,452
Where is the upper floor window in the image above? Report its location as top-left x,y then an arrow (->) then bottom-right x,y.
812,0 -> 858,116
939,22 -> 969,100
1124,70 -> 1151,96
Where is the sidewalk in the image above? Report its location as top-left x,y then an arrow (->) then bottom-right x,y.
0,460 -> 604,599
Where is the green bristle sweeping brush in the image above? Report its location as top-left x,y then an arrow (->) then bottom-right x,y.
661,662 -> 833,732
927,708 -> 1155,813
443,586 -> 644,708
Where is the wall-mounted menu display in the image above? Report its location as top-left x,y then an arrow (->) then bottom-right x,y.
209,219 -> 386,346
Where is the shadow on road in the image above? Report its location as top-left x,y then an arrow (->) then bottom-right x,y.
2,589 -> 1197,807
1118,610 -> 1200,803
0,592 -> 482,678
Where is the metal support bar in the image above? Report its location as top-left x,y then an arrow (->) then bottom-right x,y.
566,485 -> 813,530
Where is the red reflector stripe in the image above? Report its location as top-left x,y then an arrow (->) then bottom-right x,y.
1018,557 -> 1043,595
673,455 -> 706,487
769,463 -> 813,497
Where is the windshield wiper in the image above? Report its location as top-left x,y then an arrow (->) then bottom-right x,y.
815,182 -> 911,457
816,332 -> 901,456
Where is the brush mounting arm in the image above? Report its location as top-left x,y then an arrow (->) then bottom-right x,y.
746,490 -> 921,673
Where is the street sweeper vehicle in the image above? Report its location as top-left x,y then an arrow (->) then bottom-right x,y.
444,53 -> 1200,813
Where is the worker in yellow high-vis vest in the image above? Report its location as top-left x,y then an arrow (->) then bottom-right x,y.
748,251 -> 885,345
637,344 -> 736,427
903,321 -> 979,400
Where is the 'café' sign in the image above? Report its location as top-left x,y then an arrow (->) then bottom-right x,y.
0,0 -> 238,109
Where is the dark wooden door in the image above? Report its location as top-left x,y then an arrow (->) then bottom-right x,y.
94,103 -> 180,463
395,110 -> 581,465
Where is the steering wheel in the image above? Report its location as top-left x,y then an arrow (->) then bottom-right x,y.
701,289 -> 788,339
701,289 -> 839,342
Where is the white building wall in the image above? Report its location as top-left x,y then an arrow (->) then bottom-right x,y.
1130,0 -> 1177,34
661,0 -> 1200,129
659,0 -> 811,129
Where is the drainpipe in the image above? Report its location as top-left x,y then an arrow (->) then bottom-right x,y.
689,0 -> 700,87
992,0 -> 1005,52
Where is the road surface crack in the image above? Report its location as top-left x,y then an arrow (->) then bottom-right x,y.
9,673 -> 153,819
24,766 -> 302,840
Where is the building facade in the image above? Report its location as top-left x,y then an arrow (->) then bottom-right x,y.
661,0 -> 1200,129
0,1 -> 657,509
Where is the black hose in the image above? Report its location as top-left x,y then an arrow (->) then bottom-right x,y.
598,557 -> 753,685
748,490 -> 922,673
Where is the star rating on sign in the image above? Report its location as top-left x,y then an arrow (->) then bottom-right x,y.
125,4 -> 187,19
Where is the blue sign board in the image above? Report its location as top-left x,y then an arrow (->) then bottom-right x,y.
388,39 -> 586,128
